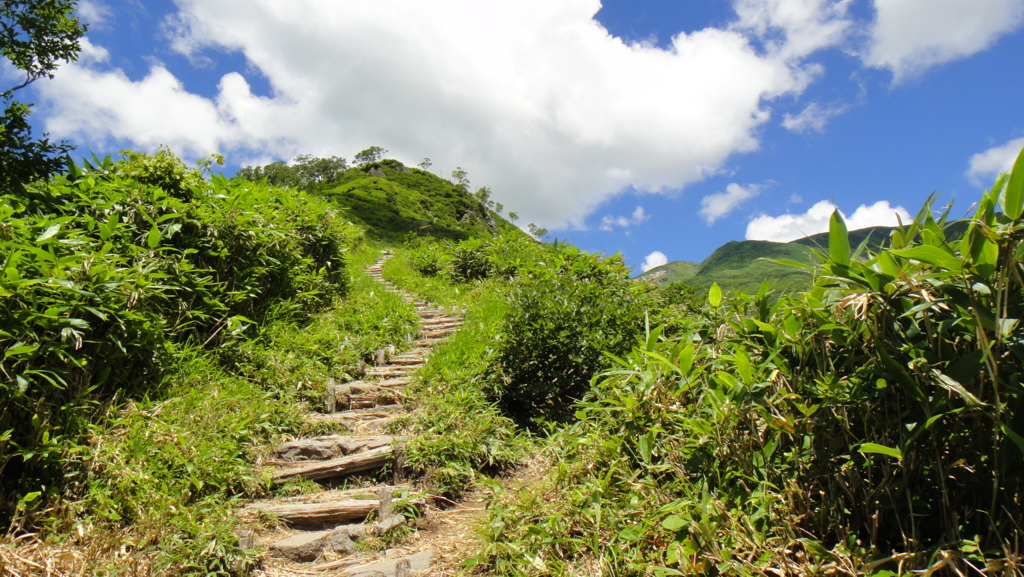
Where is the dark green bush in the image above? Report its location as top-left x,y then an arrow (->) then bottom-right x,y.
494,244 -> 653,424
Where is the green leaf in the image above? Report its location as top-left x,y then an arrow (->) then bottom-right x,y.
662,515 -> 686,531
147,225 -> 162,249
4,343 -> 38,359
1002,144 -> 1024,220
800,538 -> 836,561
708,282 -> 722,307
637,431 -> 654,463
1001,423 -> 1024,457
859,442 -> 902,461
35,223 -> 61,242
618,525 -> 644,542
890,245 -> 962,271
829,210 -> 850,265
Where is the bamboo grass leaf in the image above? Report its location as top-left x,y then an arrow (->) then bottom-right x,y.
1002,145 -> 1024,220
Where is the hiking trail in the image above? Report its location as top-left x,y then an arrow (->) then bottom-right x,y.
240,252 -> 489,577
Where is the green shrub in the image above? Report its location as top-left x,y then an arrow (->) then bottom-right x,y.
0,149 -> 359,517
494,244 -> 653,424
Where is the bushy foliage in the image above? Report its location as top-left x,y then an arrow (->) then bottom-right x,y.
0,149 -> 359,514
494,244 -> 654,424
474,148 -> 1024,575
236,154 -> 348,192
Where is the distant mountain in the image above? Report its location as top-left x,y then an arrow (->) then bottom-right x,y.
638,225 -> 899,295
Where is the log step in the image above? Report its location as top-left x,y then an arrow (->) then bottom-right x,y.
388,358 -> 424,366
272,445 -> 395,483
274,435 -> 397,461
365,367 -> 417,378
247,498 -> 378,524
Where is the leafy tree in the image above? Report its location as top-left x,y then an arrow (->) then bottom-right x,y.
418,157 -> 432,170
507,211 -> 519,222
354,145 -> 387,164
292,154 -> 347,188
527,223 -> 548,239
1,0 -> 87,191
450,166 -> 469,188
237,154 -> 348,191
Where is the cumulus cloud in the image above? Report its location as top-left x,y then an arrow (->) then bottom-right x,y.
733,0 -> 854,60
781,101 -> 848,133
641,251 -> 669,272
33,0 -> 822,229
966,137 -> 1024,186
599,206 -> 648,231
699,183 -> 761,224
746,199 -> 911,242
864,0 -> 1024,80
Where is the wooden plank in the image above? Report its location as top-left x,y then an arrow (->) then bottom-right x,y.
272,445 -> 396,483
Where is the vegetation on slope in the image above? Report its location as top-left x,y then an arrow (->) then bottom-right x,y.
239,153 -> 526,243
469,157 -> 1024,576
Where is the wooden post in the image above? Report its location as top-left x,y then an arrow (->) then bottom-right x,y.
378,486 -> 393,519
325,377 -> 336,413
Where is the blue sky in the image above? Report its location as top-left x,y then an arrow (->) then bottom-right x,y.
9,0 -> 1024,272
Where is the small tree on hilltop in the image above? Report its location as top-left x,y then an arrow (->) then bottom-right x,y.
354,146 -> 387,165
451,167 -> 469,188
418,157 -> 432,170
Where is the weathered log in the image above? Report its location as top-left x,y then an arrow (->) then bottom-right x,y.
388,358 -> 424,366
272,445 -> 396,483
377,378 -> 410,388
248,499 -> 378,524
365,367 -> 416,378
420,321 -> 462,330
247,497 -> 425,529
274,435 -> 397,461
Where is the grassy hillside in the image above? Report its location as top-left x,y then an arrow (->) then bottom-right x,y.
321,160 -> 524,242
639,260 -> 700,285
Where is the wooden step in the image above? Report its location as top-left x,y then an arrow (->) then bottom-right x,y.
365,366 -> 417,378
388,358 -> 424,366
272,445 -> 395,483
274,435 -> 397,461
246,499 -> 377,524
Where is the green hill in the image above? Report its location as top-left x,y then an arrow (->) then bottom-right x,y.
638,225 -> 901,295
321,160 -> 523,242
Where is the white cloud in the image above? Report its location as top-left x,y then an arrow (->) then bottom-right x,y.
746,199 -> 911,241
641,251 -> 669,272
733,0 -> 854,60
864,0 -> 1024,81
77,1 -> 112,28
781,101 -> 847,133
34,0 -> 819,229
966,137 -> 1024,186
699,183 -> 761,224
599,206 -> 648,231
789,193 -> 803,203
